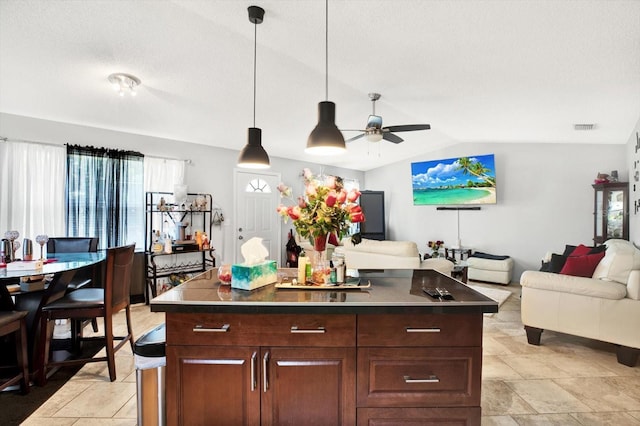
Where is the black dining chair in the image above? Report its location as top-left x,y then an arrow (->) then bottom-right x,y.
35,243 -> 136,385
46,237 -> 101,347
0,310 -> 30,394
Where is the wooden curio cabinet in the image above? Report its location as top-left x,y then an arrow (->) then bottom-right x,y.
593,182 -> 629,245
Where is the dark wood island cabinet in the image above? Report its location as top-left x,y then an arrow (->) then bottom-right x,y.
150,269 -> 497,426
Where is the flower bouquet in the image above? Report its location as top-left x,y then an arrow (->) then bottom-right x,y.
277,168 -> 365,257
427,240 -> 444,258
278,169 -> 365,251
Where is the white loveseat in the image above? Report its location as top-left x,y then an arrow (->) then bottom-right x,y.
335,238 -> 454,274
520,239 -> 640,366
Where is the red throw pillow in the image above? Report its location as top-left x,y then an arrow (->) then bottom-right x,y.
569,244 -> 592,257
559,251 -> 605,277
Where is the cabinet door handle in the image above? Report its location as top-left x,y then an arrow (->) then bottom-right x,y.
192,324 -> 230,333
404,375 -> 440,383
290,326 -> 326,334
250,351 -> 257,391
263,351 -> 270,393
405,327 -> 441,333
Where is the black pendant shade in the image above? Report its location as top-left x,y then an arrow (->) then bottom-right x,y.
238,5 -> 270,169
238,127 -> 270,169
305,101 -> 346,155
305,0 -> 346,156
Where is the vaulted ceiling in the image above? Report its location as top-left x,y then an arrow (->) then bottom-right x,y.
1,0 -> 639,171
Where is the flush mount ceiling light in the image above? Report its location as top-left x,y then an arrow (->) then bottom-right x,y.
108,73 -> 141,97
305,0 -> 346,156
238,5 -> 270,169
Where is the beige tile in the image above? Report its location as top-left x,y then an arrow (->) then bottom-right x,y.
602,376 -> 640,401
481,380 -> 536,416
553,377 -> 640,411
500,355 -> 572,379
53,382 -> 136,418
505,379 -> 591,413
71,419 -> 137,425
113,394 -> 138,419
483,356 -> 523,381
570,411 -> 640,425
29,381 -> 92,417
510,413 -> 582,425
20,418 -> 78,426
481,415 -> 519,425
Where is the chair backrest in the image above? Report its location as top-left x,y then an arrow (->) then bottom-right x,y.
47,237 -> 99,253
104,244 -> 136,313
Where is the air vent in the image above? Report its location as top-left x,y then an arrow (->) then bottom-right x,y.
574,124 -> 596,131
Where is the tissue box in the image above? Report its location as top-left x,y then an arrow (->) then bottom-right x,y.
231,261 -> 277,291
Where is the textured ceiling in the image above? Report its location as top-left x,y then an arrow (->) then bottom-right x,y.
1,0 -> 639,171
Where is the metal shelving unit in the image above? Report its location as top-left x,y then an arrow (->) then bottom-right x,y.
144,192 -> 215,302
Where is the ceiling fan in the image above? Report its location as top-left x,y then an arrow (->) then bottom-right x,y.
343,93 -> 431,144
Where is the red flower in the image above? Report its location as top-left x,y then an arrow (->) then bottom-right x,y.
325,190 -> 337,207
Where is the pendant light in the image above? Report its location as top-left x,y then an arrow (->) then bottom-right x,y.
238,5 -> 270,169
305,0 -> 346,156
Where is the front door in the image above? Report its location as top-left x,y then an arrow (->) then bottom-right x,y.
234,170 -> 282,265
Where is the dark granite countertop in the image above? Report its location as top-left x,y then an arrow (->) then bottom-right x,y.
150,268 -> 498,315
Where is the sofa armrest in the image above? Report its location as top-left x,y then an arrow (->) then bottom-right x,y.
627,270 -> 640,300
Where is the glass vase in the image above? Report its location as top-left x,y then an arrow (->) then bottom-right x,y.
311,233 -> 329,284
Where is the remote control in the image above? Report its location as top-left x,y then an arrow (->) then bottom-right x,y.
422,288 -> 441,299
436,287 -> 454,300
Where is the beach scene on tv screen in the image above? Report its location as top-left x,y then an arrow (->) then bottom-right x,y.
411,154 -> 497,205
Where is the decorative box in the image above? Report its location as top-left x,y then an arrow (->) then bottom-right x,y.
6,260 -> 43,272
231,261 -> 277,291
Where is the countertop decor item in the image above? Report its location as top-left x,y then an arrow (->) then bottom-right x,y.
277,168 -> 365,252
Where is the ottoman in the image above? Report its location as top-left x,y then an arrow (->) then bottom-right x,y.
467,253 -> 514,285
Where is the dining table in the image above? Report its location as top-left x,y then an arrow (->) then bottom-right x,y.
0,251 -> 107,378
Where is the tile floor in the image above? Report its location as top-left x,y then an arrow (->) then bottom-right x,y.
18,282 -> 640,425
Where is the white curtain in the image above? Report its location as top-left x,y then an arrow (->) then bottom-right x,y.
144,157 -> 185,192
0,141 -> 66,241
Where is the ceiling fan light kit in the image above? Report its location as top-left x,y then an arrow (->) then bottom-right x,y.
305,0 -> 346,156
238,5 -> 270,169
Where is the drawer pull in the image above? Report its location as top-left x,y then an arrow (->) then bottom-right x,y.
263,351 -> 270,393
250,351 -> 257,391
405,327 -> 441,333
404,375 -> 440,384
193,324 -> 230,333
290,326 -> 326,334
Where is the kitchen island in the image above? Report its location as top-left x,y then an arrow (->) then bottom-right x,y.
151,268 -> 498,426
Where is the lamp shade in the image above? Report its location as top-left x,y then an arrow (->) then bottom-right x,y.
305,101 -> 346,155
238,127 -> 270,169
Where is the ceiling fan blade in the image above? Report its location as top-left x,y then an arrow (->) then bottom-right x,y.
382,133 -> 404,144
345,133 -> 366,143
383,124 -> 431,132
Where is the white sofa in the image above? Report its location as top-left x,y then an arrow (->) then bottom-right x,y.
520,239 -> 640,366
335,238 -> 454,275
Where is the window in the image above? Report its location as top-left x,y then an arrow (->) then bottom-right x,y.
245,178 -> 272,193
66,145 -> 144,249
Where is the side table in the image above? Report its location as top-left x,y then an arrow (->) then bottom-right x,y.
445,247 -> 472,262
451,263 -> 468,283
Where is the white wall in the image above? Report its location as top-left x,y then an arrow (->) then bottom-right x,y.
0,113 -> 364,265
364,142 -> 627,280
3,112 -> 633,280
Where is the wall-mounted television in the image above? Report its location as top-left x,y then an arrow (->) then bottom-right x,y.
411,154 -> 497,205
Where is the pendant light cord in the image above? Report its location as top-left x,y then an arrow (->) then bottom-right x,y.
325,0 -> 329,101
253,21 -> 257,127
